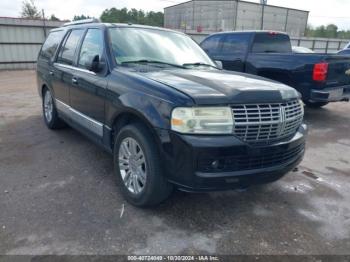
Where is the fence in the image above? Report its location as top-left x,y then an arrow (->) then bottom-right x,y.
0,17 -> 64,70
187,31 -> 349,53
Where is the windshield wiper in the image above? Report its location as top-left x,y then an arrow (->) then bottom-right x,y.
121,59 -> 185,69
183,62 -> 218,69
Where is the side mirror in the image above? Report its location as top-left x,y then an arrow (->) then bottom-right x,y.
86,55 -> 105,73
215,60 -> 223,70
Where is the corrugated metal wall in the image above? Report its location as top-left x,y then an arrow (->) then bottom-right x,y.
164,0 -> 309,37
0,17 -> 63,70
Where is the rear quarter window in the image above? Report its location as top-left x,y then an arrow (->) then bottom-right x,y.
39,30 -> 65,60
252,33 -> 292,53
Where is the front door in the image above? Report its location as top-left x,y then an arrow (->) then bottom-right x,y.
69,28 -> 107,137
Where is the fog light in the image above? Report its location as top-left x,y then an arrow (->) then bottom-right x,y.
211,160 -> 219,169
211,159 -> 225,170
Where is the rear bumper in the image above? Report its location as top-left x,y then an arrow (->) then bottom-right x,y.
310,85 -> 350,102
158,124 -> 307,192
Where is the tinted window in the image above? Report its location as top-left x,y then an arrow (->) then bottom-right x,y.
40,30 -> 65,60
252,33 -> 292,53
78,29 -> 104,69
57,29 -> 84,65
200,35 -> 222,54
338,49 -> 350,55
221,34 -> 250,55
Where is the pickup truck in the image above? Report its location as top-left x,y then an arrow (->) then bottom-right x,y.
200,31 -> 350,107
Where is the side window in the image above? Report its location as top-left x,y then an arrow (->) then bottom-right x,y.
40,30 -> 65,61
221,34 -> 251,56
251,33 -> 292,53
200,35 -> 222,54
78,29 -> 104,69
57,29 -> 84,65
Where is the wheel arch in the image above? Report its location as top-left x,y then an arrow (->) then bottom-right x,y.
109,110 -> 162,152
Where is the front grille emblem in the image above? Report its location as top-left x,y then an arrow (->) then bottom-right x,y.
277,106 -> 287,136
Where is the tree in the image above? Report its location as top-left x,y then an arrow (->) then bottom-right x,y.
305,24 -> 350,39
73,14 -> 92,21
49,14 -> 60,21
325,24 -> 338,38
100,7 -> 164,27
20,0 -> 41,19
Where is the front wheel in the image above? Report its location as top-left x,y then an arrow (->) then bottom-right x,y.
304,101 -> 329,108
113,123 -> 173,207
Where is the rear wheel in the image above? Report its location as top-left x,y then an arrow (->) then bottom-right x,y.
113,123 -> 173,207
42,88 -> 66,129
304,101 -> 328,108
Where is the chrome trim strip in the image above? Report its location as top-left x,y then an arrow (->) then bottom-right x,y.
54,63 -> 96,75
55,99 -> 103,137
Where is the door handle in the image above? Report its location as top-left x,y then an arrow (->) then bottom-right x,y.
72,77 -> 78,85
49,70 -> 54,76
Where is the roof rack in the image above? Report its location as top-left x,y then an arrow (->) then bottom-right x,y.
63,18 -> 100,27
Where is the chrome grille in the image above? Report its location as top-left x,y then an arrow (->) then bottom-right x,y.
231,99 -> 303,144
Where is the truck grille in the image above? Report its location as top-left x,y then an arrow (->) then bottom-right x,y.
231,99 -> 303,144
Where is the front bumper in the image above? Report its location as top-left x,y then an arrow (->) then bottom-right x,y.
158,124 -> 307,192
310,85 -> 350,102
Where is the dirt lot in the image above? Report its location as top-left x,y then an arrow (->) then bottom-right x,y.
0,70 -> 350,255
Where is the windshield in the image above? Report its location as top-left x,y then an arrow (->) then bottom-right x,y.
108,27 -> 216,67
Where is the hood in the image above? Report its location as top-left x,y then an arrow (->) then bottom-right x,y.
139,69 -> 299,105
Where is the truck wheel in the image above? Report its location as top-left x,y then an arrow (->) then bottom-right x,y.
113,123 -> 173,207
304,101 -> 328,108
42,88 -> 66,129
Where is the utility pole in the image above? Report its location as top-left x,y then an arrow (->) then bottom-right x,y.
260,0 -> 266,30
42,9 -> 47,38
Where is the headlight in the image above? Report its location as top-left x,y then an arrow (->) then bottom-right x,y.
171,107 -> 234,134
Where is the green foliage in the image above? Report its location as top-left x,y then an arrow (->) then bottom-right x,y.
73,14 -> 92,21
306,24 -> 350,39
100,7 -> 163,27
20,0 -> 41,19
49,14 -> 60,21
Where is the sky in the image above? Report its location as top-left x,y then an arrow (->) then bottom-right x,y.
1,0 -> 350,30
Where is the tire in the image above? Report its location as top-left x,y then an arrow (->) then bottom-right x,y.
304,101 -> 329,108
42,88 -> 66,129
113,123 -> 173,207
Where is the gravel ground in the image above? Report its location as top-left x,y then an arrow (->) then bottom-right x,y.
0,70 -> 349,255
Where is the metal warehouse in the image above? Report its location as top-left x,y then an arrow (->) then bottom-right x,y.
164,0 -> 309,36
0,17 -> 63,70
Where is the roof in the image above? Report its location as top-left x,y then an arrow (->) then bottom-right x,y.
52,22 -> 185,35
209,30 -> 289,36
164,0 -> 309,13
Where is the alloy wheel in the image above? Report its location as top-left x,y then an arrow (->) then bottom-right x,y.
118,137 -> 147,194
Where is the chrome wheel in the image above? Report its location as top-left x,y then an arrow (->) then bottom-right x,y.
118,137 -> 147,194
44,91 -> 53,123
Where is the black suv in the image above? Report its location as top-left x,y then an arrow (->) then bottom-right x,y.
37,20 -> 307,206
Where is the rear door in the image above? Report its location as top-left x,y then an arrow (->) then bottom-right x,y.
201,33 -> 251,72
215,33 -> 251,72
53,29 -> 85,105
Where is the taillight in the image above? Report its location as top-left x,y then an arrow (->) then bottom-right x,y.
313,63 -> 328,82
